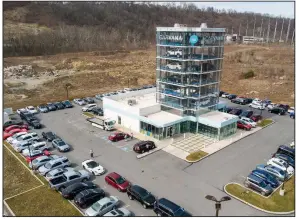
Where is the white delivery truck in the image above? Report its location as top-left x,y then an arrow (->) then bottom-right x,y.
86,117 -> 116,131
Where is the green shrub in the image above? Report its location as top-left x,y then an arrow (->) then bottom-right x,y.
243,70 -> 255,79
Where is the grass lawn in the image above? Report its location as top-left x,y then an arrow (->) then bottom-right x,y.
186,150 -> 209,162
258,119 -> 273,127
225,177 -> 295,212
82,111 -> 94,118
4,147 -> 41,199
3,142 -> 82,216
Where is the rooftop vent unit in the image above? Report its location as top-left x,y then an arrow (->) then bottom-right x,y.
200,23 -> 208,28
174,23 -> 187,27
128,99 -> 137,106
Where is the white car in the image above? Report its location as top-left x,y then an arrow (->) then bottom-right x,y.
82,159 -> 105,175
166,49 -> 182,57
16,108 -> 27,114
103,208 -> 132,217
26,106 -> 38,114
267,158 -> 294,176
290,141 -> 295,148
11,132 -> 39,146
166,63 -> 182,70
288,107 -> 294,114
73,98 -> 86,106
267,103 -> 277,110
22,141 -> 50,157
6,132 -> 28,144
45,167 -> 74,181
82,104 -> 97,112
240,117 -> 257,128
85,196 -> 119,216
249,102 -> 265,110
221,93 -> 230,98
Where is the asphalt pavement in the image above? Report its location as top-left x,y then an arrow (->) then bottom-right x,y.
20,98 -> 295,216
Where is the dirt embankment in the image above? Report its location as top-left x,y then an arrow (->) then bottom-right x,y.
4,44 -> 295,109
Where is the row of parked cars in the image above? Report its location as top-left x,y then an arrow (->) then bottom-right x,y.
244,144 -> 295,196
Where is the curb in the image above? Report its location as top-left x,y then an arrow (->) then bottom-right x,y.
184,120 -> 276,163
136,147 -> 163,159
224,183 -> 294,215
3,200 -> 15,216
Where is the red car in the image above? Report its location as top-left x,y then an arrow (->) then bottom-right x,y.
250,114 -> 263,122
105,172 -> 130,192
237,120 -> 252,131
5,124 -> 28,132
25,150 -> 51,163
3,128 -> 28,140
108,132 -> 129,142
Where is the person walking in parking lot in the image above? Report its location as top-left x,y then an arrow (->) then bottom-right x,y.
90,149 -> 94,158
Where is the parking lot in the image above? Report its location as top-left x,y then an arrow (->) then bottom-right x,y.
9,95 -> 295,216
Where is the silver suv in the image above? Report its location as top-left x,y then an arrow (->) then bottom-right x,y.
244,174 -> 273,196
38,156 -> 70,176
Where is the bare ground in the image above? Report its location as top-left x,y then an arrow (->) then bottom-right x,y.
4,44 -> 295,109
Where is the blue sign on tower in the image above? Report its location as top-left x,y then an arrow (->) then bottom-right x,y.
189,35 -> 199,45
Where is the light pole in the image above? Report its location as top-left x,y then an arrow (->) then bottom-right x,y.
28,143 -> 34,175
205,195 -> 231,216
280,169 -> 287,196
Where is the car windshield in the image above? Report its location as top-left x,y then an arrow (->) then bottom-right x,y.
91,202 -> 102,211
174,208 -> 185,216
32,159 -> 39,164
45,162 -> 52,169
259,181 -> 268,188
115,210 -> 124,216
28,107 -> 34,110
87,161 -> 98,168
57,141 -> 66,146
115,176 -> 126,184
108,121 -> 116,126
139,189 -> 150,199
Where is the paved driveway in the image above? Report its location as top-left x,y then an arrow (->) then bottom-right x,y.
29,100 -> 294,216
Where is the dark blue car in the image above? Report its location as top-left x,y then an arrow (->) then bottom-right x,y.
274,153 -> 295,168
251,169 -> 280,188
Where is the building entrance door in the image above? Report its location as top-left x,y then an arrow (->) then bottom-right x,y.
166,126 -> 173,138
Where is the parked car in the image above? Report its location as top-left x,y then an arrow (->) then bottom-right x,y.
237,120 -> 252,131
45,103 -> 56,111
103,208 -> 132,217
166,63 -> 182,70
249,102 -> 265,110
154,198 -> 191,216
6,132 -> 28,144
274,145 -> 295,160
26,150 -> 51,163
48,170 -> 90,191
4,128 -> 28,140
231,98 -> 246,105
45,167 -> 74,181
74,188 -> 106,208
290,111 -> 295,119
42,131 -> 57,142
54,102 -> 65,110
61,100 -> 73,108
91,107 -> 104,116
127,185 -> 156,209
82,104 -> 97,112
38,156 -> 70,176
85,196 -> 119,216
52,138 -> 71,152
82,159 -> 105,176
20,111 -> 35,122
251,169 -> 280,188
3,119 -> 24,130
62,182 -> 97,200
15,140 -> 34,152
267,103 -> 277,110
166,49 -> 182,57
28,119 -> 42,129
223,107 -> 233,113
221,92 -> 230,98
219,91 -> 225,97
133,141 -> 156,154
26,106 -> 38,114
84,97 -> 95,104
244,174 -> 273,196
268,107 -> 285,115
227,94 -> 237,100
73,98 -> 86,106
276,104 -> 289,111
250,114 -> 263,122
240,117 -> 257,128
16,108 -> 27,114
22,141 -> 50,156
95,94 -> 104,100
288,107 -> 294,114
267,158 -> 294,176
243,98 -> 253,104
239,110 -> 254,118
11,132 -> 39,146
37,105 -> 49,113
30,154 -> 61,170
105,172 -> 130,192
5,124 -> 28,132
256,164 -> 287,181
108,132 -> 129,142
273,153 -> 295,168
229,108 -> 243,116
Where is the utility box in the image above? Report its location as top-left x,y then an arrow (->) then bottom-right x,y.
128,99 -> 137,106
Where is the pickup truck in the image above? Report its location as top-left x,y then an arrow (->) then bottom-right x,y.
48,170 -> 90,191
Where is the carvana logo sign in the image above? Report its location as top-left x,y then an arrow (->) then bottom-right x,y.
189,35 -> 199,45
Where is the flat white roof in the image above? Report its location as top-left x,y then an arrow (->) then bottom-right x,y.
146,111 -> 183,125
156,27 -> 226,33
118,92 -> 158,109
198,111 -> 238,128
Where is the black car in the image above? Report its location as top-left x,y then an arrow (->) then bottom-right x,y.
268,107 -> 285,115
231,98 -> 246,105
227,94 -> 237,100
229,108 -> 243,116
42,131 -> 57,142
276,104 -> 289,111
20,111 -> 35,121
62,182 -> 97,200
61,100 -> 73,108
224,107 -> 233,113
219,91 -> 225,97
84,97 -> 95,104
133,141 -> 156,154
127,185 -> 156,209
245,98 -> 253,104
239,110 -> 254,118
3,120 -> 23,130
91,107 -> 104,116
28,119 -> 42,129
74,188 -> 105,208
47,103 -> 57,111
154,198 -> 191,217
54,102 -> 65,110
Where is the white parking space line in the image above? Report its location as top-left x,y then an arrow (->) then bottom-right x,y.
124,204 -> 130,208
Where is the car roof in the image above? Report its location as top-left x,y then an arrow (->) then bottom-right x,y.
107,172 -> 121,179
64,171 -> 78,177
248,174 -> 264,183
131,185 -> 147,194
158,198 -> 181,212
97,197 -> 111,205
278,145 -> 295,153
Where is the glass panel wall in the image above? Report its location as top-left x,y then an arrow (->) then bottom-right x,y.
219,122 -> 237,140
198,123 -> 218,138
